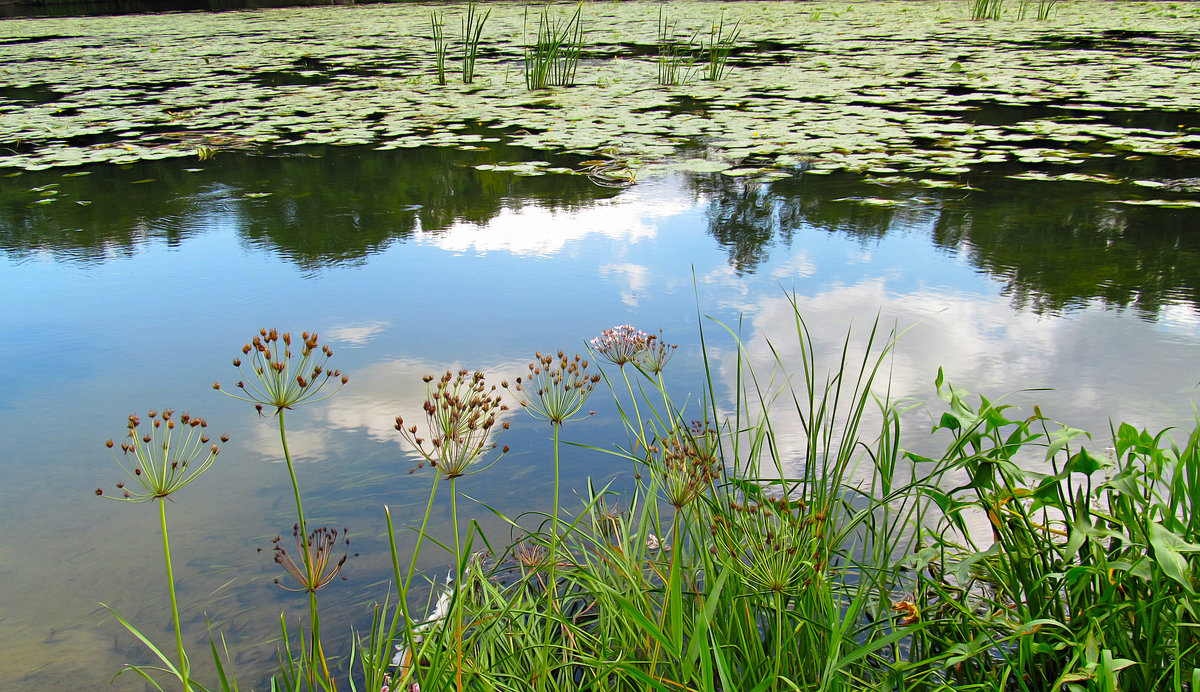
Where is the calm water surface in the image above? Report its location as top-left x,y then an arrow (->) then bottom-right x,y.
2,143 -> 1199,689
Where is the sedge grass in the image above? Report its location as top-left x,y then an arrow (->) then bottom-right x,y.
460,0 -> 489,84
97,299 -> 1200,691
523,3 -> 583,90
702,12 -> 740,82
971,0 -> 1005,20
430,11 -> 447,85
655,7 -> 697,86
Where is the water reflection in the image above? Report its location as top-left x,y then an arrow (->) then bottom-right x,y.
1,144 -> 1199,692
0,142 -> 616,268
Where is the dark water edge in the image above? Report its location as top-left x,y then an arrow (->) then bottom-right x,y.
0,0 -> 372,19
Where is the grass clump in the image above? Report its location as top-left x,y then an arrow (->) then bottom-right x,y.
702,12 -> 740,81
430,11 -> 448,85
460,0 -> 490,84
524,3 -> 584,90
96,299 -> 1200,691
656,7 -> 697,86
971,0 -> 1006,20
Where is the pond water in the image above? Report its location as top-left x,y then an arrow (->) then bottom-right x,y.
3,138 -> 1200,690
2,1 -> 1199,689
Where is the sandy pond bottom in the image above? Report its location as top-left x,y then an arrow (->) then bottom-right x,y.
0,1 -> 1199,689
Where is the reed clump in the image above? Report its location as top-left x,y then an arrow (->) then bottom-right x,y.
96,301 -> 1200,692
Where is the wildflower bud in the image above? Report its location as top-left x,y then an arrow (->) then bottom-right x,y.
95,488 -> 103,495
502,445 -> 510,453
220,434 -> 229,442
213,382 -> 221,389
142,434 -> 151,443
423,375 -> 433,383
135,468 -> 142,475
211,445 -> 219,454
105,439 -> 114,448
341,375 -> 348,384
116,482 -> 124,488
201,435 -> 209,443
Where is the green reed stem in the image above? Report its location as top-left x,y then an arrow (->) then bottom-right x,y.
159,498 -> 192,692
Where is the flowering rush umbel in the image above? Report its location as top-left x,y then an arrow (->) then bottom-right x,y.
395,369 -> 509,478
271,524 -> 356,593
589,325 -> 649,368
213,328 -> 347,415
98,409 -> 227,502
503,351 -> 601,425
590,325 -> 677,374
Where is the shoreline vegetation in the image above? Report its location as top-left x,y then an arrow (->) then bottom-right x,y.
99,300 -> 1200,691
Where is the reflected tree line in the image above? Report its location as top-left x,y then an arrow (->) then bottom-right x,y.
3,144 -> 1199,318
0,143 -> 614,271
691,169 -> 1200,318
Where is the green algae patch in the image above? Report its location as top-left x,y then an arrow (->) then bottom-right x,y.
0,0 -> 1198,194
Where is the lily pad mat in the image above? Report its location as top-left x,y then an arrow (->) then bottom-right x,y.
2,0 -> 1198,184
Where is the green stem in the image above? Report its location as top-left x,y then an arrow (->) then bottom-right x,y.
159,498 -> 192,692
542,421 -> 564,688
278,412 -> 329,690
772,591 -> 784,691
450,476 -> 464,692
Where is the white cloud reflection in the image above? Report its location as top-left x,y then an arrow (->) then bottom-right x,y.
418,182 -> 694,257
322,356 -> 526,456
326,321 -> 391,347
600,263 -> 652,307
710,279 -> 1200,480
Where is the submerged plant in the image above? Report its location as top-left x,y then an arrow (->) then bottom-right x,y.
98,410 -> 227,692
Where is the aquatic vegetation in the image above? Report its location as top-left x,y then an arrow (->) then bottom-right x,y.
970,0 -> 1005,20
655,7 -> 697,86
430,11 -> 448,85
460,0 -> 490,84
1,2 -> 1198,184
97,410 -> 226,692
702,11 -> 740,82
523,3 -> 583,90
